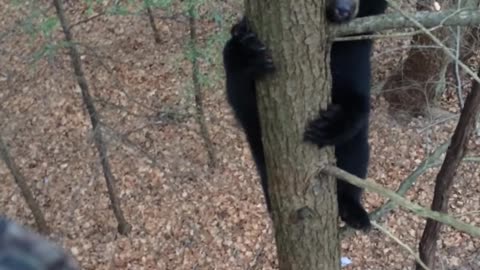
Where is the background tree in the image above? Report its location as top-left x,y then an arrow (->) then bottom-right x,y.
0,135 -> 49,234
54,0 -> 131,235
417,68 -> 480,269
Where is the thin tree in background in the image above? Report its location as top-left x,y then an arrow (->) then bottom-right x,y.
245,0 -> 340,268
145,0 -> 161,44
417,68 -> 480,269
188,1 -> 217,169
0,135 -> 50,234
53,0 -> 131,235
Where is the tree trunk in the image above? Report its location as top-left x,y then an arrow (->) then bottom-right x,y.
382,0 -> 479,116
0,135 -> 50,234
244,1 -> 340,269
417,68 -> 480,269
188,2 -> 217,169
53,0 -> 131,235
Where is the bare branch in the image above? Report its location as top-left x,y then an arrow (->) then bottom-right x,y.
334,9 -> 480,36
372,221 -> 430,270
341,141 -> 450,238
69,12 -> 106,31
324,166 -> 480,237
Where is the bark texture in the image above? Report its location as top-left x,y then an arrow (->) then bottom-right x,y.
244,1 -> 340,269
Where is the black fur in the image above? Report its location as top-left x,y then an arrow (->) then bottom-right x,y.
223,0 -> 387,230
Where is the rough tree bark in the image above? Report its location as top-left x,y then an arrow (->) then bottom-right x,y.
382,0 -> 479,116
416,68 -> 480,269
244,1 -> 340,269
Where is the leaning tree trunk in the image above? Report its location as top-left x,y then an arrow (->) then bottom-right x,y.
416,68 -> 480,269
245,1 -> 340,269
382,0 -> 479,116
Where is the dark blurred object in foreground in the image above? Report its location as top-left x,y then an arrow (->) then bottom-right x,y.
0,216 -> 78,270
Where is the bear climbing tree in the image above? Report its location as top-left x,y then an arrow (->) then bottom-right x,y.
224,0 -> 387,233
239,0 -> 339,267
223,0 -> 386,268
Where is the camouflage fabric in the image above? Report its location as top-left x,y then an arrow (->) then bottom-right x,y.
0,217 -> 78,270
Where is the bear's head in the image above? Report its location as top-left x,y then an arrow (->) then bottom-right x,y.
326,0 -> 360,23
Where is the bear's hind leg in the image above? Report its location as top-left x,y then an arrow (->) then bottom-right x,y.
336,126 -> 371,230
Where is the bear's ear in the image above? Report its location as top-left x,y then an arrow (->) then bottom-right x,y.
326,0 -> 360,23
231,17 -> 249,37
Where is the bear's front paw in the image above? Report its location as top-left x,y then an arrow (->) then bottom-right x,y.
231,17 -> 275,77
303,104 -> 348,147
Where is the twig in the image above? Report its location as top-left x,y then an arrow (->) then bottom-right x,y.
324,166 -> 480,237
369,141 -> 450,220
372,221 -> 430,270
101,124 -> 161,169
454,22 -> 464,109
463,156 -> 480,162
68,12 -> 106,30
341,141 -> 450,238
419,115 -> 459,133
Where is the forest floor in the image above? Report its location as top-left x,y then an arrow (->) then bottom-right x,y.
0,1 -> 479,270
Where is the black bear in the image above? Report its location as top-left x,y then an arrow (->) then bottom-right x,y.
223,0 -> 387,230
